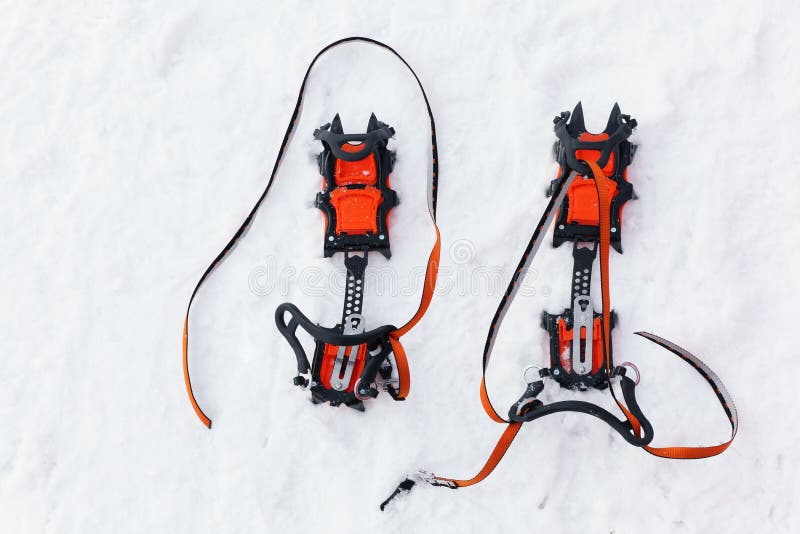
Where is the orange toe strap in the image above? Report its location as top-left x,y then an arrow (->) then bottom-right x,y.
432,422 -> 523,488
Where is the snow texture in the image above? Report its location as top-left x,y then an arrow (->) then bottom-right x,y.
1,1 -> 798,532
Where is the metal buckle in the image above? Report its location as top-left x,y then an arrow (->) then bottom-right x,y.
571,295 -> 593,375
413,469 -> 456,488
522,365 -> 542,384
414,469 -> 437,484
353,378 -> 369,400
329,313 -> 365,391
618,361 -> 641,385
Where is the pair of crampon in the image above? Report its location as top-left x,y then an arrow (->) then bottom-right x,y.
181,38 -> 737,509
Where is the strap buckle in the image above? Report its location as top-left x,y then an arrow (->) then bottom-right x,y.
414,469 -> 457,488
571,295 -> 594,375
522,364 -> 543,384
328,313 -> 366,391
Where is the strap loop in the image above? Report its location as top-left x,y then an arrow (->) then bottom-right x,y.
636,332 -> 738,459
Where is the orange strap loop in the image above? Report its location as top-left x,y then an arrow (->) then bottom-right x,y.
584,159 -> 737,459
387,335 -> 411,399
183,37 -> 440,427
415,168 -> 579,489
389,224 -> 441,398
637,331 -> 738,459
477,168 -> 578,425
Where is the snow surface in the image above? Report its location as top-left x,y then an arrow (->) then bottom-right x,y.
2,1 -> 799,532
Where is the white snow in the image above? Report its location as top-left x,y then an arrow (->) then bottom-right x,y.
1,1 -> 798,532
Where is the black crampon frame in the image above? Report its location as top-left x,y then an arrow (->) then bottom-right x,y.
275,114 -> 404,411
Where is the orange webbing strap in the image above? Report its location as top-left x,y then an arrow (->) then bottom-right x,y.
385,163 -> 624,501
480,377 -> 507,424
381,154 -> 735,509
386,83 -> 442,395
394,225 -> 441,338
637,331 -> 738,458
478,168 -> 577,424
432,422 -> 523,488
584,160 -> 613,369
388,224 -> 441,398
404,169 -> 578,491
583,159 -> 643,435
387,335 -> 411,399
378,421 -> 523,509
183,37 -> 440,427
451,170 -> 578,487
584,159 -> 737,458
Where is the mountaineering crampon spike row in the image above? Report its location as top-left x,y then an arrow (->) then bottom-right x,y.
380,103 -> 738,510
182,38 -> 441,428
275,114 -> 405,410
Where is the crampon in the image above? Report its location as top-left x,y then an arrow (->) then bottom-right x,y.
381,103 -> 737,510
182,38 -> 440,428
276,113 -> 411,410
